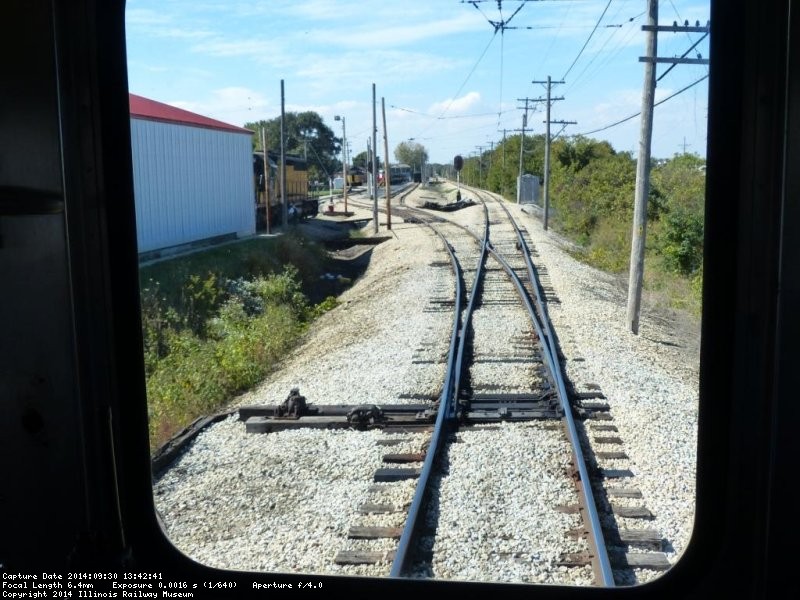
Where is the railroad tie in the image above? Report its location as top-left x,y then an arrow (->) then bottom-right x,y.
348,526 -> 403,539
611,504 -> 654,519
618,529 -> 663,551
606,487 -> 643,499
373,468 -> 421,482
382,453 -> 425,463
334,550 -> 396,566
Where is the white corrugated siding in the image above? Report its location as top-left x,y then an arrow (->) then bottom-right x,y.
130,118 -> 255,253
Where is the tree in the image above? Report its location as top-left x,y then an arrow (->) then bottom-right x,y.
352,151 -> 382,171
394,141 -> 428,172
244,112 -> 339,183
650,153 -> 706,276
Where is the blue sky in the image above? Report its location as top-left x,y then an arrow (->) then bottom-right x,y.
125,0 -> 711,164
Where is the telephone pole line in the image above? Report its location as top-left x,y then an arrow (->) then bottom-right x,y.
381,96 -> 391,230
516,97 -> 539,203
372,83 -> 378,233
475,145 -> 484,188
280,79 -> 287,227
532,76 -> 566,230
626,1 -> 710,334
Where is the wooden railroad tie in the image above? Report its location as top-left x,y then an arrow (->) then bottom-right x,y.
611,504 -> 655,519
358,503 -> 399,515
348,526 -> 403,540
606,487 -> 643,499
600,468 -> 635,479
373,468 -> 421,482
612,552 -> 671,571
382,453 -> 425,463
591,424 -> 618,432
596,451 -> 628,460
556,552 -> 593,567
594,436 -> 624,444
619,529 -> 663,551
334,550 -> 396,566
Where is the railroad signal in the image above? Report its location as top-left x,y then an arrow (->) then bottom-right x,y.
454,155 -> 464,172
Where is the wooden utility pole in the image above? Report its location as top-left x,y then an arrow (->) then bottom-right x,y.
626,5 -> 709,334
372,83 -> 378,233
261,126 -> 270,234
382,97 -> 391,230
516,101 -> 529,203
475,146 -> 484,188
532,76 -> 566,230
280,79 -> 287,227
626,0 -> 658,334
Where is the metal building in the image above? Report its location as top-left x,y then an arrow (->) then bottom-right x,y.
129,94 -> 255,254
517,174 -> 541,205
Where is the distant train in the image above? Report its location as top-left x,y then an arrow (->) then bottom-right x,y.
253,151 -> 318,226
346,167 -> 367,187
378,164 -> 413,186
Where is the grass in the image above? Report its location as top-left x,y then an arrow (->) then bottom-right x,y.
140,232 -> 339,451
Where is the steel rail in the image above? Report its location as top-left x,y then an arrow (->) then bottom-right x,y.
389,226 -> 463,577
489,196 -> 615,587
450,202 -> 490,419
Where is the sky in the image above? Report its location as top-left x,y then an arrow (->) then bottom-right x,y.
125,0 -> 711,165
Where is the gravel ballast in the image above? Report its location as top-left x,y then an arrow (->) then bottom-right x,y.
153,189 -> 700,586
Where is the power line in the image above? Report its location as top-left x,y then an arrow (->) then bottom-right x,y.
432,31 -> 497,121
392,105 -> 516,120
561,0 -> 613,81
657,32 -> 709,82
574,74 -> 709,137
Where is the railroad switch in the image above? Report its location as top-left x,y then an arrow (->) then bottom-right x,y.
274,387 -> 308,419
346,404 -> 386,429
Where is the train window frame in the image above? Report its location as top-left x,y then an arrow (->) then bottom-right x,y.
2,0 -> 795,597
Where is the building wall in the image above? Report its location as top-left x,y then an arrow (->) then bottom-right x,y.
130,119 -> 255,253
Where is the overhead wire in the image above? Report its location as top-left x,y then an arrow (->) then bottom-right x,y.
657,32 -> 709,82
564,11 -> 646,96
574,74 -> 708,137
563,0 -> 627,92
561,0 -> 613,81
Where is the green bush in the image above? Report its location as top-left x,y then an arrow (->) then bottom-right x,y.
657,207 -> 704,276
141,235 -> 338,450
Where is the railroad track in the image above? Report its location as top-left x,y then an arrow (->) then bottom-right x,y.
239,185 -> 607,584
336,183 -> 672,582
153,180 -> 672,585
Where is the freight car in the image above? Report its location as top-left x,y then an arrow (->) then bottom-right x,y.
346,167 -> 367,187
253,151 -> 319,227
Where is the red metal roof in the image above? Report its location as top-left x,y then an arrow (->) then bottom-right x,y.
129,93 -> 252,134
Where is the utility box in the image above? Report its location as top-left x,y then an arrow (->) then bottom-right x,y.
518,174 -> 540,204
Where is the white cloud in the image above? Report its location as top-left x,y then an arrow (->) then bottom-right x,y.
428,91 -> 482,116
168,87 -> 273,125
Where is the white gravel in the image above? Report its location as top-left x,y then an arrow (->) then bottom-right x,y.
152,186 -> 700,587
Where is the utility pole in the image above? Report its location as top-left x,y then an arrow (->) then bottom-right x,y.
475,146 -> 484,188
280,79 -> 287,227
382,97 -> 391,230
334,114 -> 347,213
627,0 -> 658,335
501,129 -> 506,168
516,98 -> 534,203
372,83 -> 378,233
261,126 -> 270,234
532,76 -> 566,229
626,3 -> 710,334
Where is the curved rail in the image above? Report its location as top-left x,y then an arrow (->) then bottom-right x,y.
483,193 -> 615,587
389,226 -> 463,577
353,183 -> 614,585
449,202 -> 490,419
